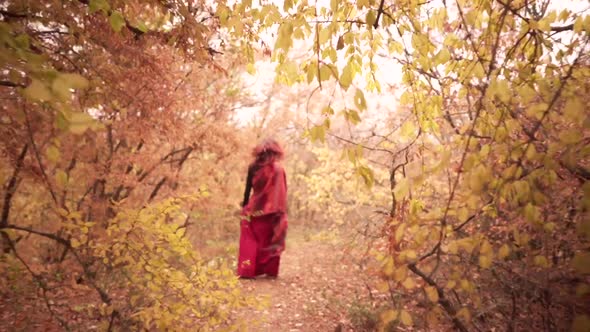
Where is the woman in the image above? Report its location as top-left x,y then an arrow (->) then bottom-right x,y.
237,139 -> 288,278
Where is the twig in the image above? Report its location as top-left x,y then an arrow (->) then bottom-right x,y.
23,106 -> 58,204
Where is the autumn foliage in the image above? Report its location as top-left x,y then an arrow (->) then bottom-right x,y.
2,0 -> 590,331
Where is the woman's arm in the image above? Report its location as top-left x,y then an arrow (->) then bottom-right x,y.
242,165 -> 254,207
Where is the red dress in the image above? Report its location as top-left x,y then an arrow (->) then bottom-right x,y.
237,161 -> 288,278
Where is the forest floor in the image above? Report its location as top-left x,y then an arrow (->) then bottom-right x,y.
234,226 -> 379,332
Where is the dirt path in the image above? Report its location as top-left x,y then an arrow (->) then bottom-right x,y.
235,228 -> 374,332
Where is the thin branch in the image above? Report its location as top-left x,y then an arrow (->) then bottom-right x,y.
373,0 -> 386,29
147,177 -> 167,202
23,106 -> 58,204
408,263 -> 468,332
1,144 -> 28,227
2,224 -> 70,246
0,80 -> 26,88
327,132 -> 395,155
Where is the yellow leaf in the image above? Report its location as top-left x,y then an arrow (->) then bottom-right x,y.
56,208 -> 69,217
457,207 -> 469,223
330,0 -> 338,12
574,16 -> 583,33
572,314 -> 590,332
576,283 -> 590,297
400,309 -> 412,326
478,255 -> 492,269
564,98 -> 584,123
402,277 -> 415,289
534,255 -> 551,268
376,281 -> 390,292
382,256 -> 395,277
400,121 -> 416,140
380,309 -> 398,325
71,238 -> 80,248
544,222 -> 556,232
404,250 -> 417,262
427,308 -> 442,327
446,280 -> 457,289
572,252 -> 590,274
498,244 -> 511,259
460,279 -> 474,293
395,224 -> 405,243
246,63 -> 256,75
447,241 -> 458,254
480,240 -> 492,255
394,267 -> 407,282
69,111 -> 96,135
393,178 -> 410,199
456,307 -> 471,323
425,286 -> 439,302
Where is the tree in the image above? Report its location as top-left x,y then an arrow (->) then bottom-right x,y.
1,0 -> 256,329
223,0 -> 590,330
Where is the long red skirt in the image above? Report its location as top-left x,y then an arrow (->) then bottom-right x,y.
237,214 -> 283,278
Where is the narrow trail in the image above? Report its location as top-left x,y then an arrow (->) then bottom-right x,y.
235,228 -> 373,332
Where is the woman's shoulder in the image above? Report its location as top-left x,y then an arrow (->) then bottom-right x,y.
271,162 -> 286,174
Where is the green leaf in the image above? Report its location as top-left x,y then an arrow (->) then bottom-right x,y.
305,61 -> 317,83
309,124 -> 326,143
23,79 -> 52,102
339,63 -> 353,89
110,11 -> 126,32
534,255 -> 550,268
135,22 -> 149,33
434,48 -> 451,65
343,109 -> 361,125
365,10 -> 377,27
46,145 -> 60,163
354,89 -> 367,111
321,105 -> 334,115
319,65 -> 332,82
56,170 -> 68,188
60,73 -> 89,89
357,165 -> 374,188
319,28 -> 331,45
89,0 -> 111,14
246,63 -> 256,75
68,112 -> 96,135
14,34 -> 30,49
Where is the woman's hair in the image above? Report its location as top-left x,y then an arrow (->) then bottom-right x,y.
252,138 -> 284,164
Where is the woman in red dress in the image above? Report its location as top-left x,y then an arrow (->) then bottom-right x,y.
237,139 -> 288,278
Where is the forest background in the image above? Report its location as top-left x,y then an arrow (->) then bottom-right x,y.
0,0 -> 589,331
